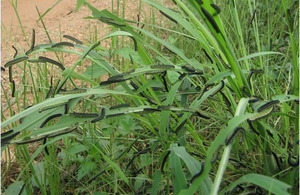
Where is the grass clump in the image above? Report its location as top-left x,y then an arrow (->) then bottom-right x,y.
1,0 -> 298,194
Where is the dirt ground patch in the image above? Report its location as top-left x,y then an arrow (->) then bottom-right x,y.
1,0 -> 145,113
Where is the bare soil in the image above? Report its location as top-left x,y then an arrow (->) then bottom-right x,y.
1,0 -> 143,112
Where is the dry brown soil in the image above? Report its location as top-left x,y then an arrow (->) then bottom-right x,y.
1,0 -> 144,112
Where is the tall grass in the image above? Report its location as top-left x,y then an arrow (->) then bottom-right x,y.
1,0 -> 299,194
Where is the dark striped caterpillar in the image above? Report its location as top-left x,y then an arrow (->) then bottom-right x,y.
15,136 -> 46,145
100,17 -> 126,27
182,65 -> 196,72
225,127 -> 245,145
4,56 -> 28,68
249,96 -> 260,103
195,0 -> 203,5
116,139 -> 138,160
45,86 -> 52,99
0,129 -> 14,137
210,80 -> 225,96
38,56 -> 65,70
271,152 -> 282,171
249,9 -> 257,25
157,105 -> 171,110
82,41 -> 100,59
143,107 -> 161,112
129,36 -> 138,51
91,108 -> 106,123
99,78 -> 128,86
241,86 -> 251,97
194,111 -> 210,119
43,137 -> 49,155
25,29 -> 35,55
247,120 -> 260,135
288,153 -> 299,167
110,103 -> 130,110
59,88 -> 87,95
70,112 -> 99,118
201,7 -> 220,33
179,73 -> 187,80
63,35 -> 83,44
211,146 -> 222,164
220,91 -> 232,107
1,131 -> 21,146
161,151 -> 171,173
247,68 -> 264,89
11,80 -> 15,97
175,119 -> 188,134
12,45 -> 18,58
248,106 -> 274,121
203,49 -> 213,63
126,148 -> 151,170
159,11 -> 178,24
40,114 -> 63,128
52,42 -> 74,48
150,64 -> 175,69
257,100 -> 280,112
64,103 -> 69,114
190,162 -> 205,184
106,113 -> 125,118
210,3 -> 221,15
106,20 -> 126,27
161,71 -> 169,92
108,70 -> 135,81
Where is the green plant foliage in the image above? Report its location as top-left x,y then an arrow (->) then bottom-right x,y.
1,0 -> 298,194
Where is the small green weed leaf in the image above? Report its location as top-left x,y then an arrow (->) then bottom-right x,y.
4,181 -> 25,195
76,0 -> 86,12
221,173 -> 291,195
31,162 -> 47,187
168,71 -> 181,84
134,174 -> 148,191
150,170 -> 161,195
84,64 -> 106,79
170,144 -> 201,174
140,153 -> 152,167
77,161 -> 97,180
237,51 -> 284,62
170,147 -> 187,194
271,95 -> 299,103
69,144 -> 89,156
113,48 -> 144,65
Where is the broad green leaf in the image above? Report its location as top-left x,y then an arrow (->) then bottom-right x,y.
237,51 -> 284,62
69,144 -> 89,156
220,173 -> 291,195
170,145 -> 187,194
4,181 -> 25,195
171,145 -> 201,174
78,161 -> 97,180
76,0 -> 85,12
150,171 -> 161,195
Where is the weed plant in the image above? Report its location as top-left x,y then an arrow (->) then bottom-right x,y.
1,0 -> 299,194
